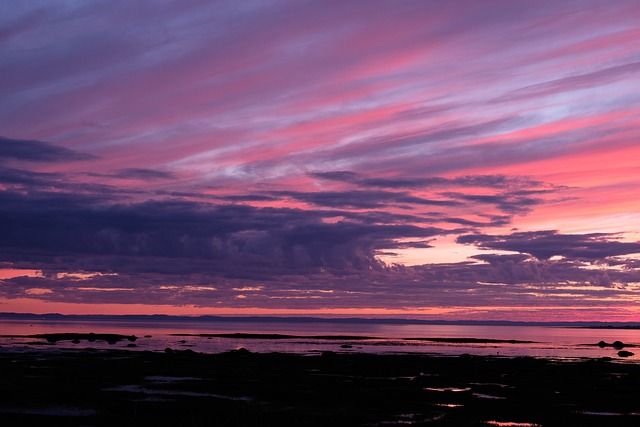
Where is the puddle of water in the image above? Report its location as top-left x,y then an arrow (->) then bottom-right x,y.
374,413 -> 446,425
470,382 -> 510,388
473,393 -> 506,400
484,422 -> 541,427
0,406 -> 96,417
144,376 -> 201,383
423,387 -> 470,392
576,411 -> 640,416
104,385 -> 253,401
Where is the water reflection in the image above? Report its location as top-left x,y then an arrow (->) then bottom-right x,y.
1,319 -> 639,360
485,422 -> 541,427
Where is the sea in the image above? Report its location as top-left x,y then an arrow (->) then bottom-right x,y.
1,316 -> 639,361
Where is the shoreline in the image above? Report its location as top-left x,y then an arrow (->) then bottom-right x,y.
2,329 -> 637,360
2,348 -> 640,426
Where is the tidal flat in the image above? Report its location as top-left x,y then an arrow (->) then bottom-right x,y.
1,348 -> 639,426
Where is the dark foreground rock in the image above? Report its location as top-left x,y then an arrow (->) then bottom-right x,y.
27,333 -> 137,345
1,350 -> 640,426
597,340 -> 631,349
613,340 -> 625,349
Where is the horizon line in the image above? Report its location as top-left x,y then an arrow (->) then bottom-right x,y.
1,311 -> 639,327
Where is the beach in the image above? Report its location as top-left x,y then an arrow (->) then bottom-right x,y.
2,347 -> 640,426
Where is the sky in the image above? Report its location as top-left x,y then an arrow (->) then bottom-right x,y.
1,0 -> 639,321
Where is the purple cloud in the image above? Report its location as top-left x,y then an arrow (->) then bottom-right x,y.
89,168 -> 175,181
0,188 -> 446,276
458,231 -> 640,261
0,136 -> 95,163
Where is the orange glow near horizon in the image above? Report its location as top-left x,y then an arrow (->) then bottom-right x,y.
2,298 -> 640,322
0,269 -> 43,280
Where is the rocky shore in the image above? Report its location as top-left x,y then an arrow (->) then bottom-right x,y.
1,348 -> 640,426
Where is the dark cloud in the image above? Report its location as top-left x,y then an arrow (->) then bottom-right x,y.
3,176 -> 632,310
274,190 -> 385,209
304,171 -> 559,217
0,190 -> 127,224
394,194 -> 460,207
0,166 -> 138,201
308,171 -> 360,183
344,210 -> 436,225
8,249 -> 639,310
0,189 -> 444,277
90,168 -> 175,180
0,166 -> 65,186
0,157 -> 606,310
442,191 -> 544,214
273,190 -> 459,209
414,255 -> 640,292
311,171 -> 544,191
457,230 -> 640,260
222,194 -> 279,202
471,253 -> 532,264
0,136 -> 95,163
381,240 -> 434,250
452,175 -> 543,189
443,217 -> 492,227
154,190 -> 219,199
359,174 -> 545,190
358,177 -> 445,188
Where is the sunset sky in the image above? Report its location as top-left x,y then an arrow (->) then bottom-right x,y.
1,0 -> 639,321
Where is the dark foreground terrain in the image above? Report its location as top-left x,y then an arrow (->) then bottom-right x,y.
1,349 -> 639,426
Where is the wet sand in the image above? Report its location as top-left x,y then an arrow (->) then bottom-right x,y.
1,348 -> 639,426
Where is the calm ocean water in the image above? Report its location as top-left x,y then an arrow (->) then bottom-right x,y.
1,318 -> 639,361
